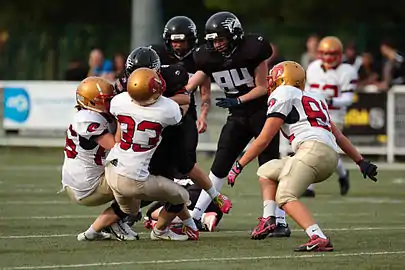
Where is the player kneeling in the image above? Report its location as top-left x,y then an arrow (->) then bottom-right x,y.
106,68 -> 194,241
227,61 -> 378,251
61,77 -> 139,241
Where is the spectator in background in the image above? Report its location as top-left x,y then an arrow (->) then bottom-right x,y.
87,48 -> 113,79
112,52 -> 126,79
377,39 -> 405,90
343,42 -> 362,72
267,43 -> 285,70
357,52 -> 379,90
300,34 -> 319,69
64,58 -> 88,81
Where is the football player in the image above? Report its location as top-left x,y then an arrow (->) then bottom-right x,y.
106,67 -> 192,241
186,11 -> 290,237
227,61 -> 377,251
61,76 -> 139,241
305,36 -> 358,197
150,16 -> 211,176
117,47 -> 232,232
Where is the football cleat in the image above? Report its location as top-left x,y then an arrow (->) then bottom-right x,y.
77,231 -> 111,241
202,212 -> 218,232
193,217 -> 204,230
294,235 -> 334,252
213,194 -> 232,214
251,216 -> 276,240
182,226 -> 199,240
109,220 -> 140,241
268,223 -> 291,238
150,228 -> 188,241
339,169 -> 350,196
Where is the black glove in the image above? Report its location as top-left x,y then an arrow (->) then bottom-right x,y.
357,159 -> 378,182
215,97 -> 242,108
325,98 -> 333,106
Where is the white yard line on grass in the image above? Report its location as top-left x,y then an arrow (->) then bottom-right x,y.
1,226 -> 405,240
3,251 -> 405,269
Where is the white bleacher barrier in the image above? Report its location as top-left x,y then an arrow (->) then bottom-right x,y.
0,81 -> 404,162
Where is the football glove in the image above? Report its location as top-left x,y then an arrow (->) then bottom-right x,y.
228,161 -> 243,187
215,97 -> 242,108
357,159 -> 378,182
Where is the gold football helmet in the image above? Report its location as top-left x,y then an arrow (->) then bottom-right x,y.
318,36 -> 343,68
267,61 -> 306,93
76,76 -> 114,113
127,67 -> 166,106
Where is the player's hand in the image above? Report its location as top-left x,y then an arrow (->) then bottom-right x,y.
215,97 -> 242,108
196,117 -> 207,133
228,161 -> 243,187
357,159 -> 378,182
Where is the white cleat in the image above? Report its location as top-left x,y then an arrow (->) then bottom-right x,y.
202,212 -> 218,232
150,228 -> 188,241
109,220 -> 140,241
77,231 -> 111,241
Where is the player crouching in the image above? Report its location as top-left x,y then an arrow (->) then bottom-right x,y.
227,61 -> 378,251
61,77 -> 139,241
106,68 -> 196,241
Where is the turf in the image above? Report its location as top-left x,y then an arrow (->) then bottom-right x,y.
0,147 -> 404,270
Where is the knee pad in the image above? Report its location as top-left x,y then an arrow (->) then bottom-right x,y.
164,202 -> 185,213
275,189 -> 298,208
111,201 -> 129,220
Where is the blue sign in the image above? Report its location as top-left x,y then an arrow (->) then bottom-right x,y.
4,87 -> 30,123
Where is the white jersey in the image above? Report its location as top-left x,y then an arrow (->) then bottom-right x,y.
62,109 -> 116,199
267,85 -> 338,152
107,92 -> 182,181
306,59 -> 358,124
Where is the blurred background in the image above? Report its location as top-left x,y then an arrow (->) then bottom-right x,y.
0,0 -> 404,162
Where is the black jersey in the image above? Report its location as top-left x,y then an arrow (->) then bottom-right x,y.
151,44 -> 198,119
193,34 -> 272,116
115,64 -> 188,98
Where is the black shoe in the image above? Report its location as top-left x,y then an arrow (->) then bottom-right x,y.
193,218 -> 204,231
339,169 -> 350,196
268,223 -> 291,238
302,189 -> 316,198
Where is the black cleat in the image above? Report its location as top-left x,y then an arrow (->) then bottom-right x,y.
268,223 -> 291,238
302,189 -> 316,198
339,169 -> 350,196
193,218 -> 204,231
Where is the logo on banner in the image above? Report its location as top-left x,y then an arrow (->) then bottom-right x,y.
4,88 -> 30,123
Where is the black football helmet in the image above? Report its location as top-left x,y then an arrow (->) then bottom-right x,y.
163,16 -> 198,59
125,47 -> 161,77
205,11 -> 244,57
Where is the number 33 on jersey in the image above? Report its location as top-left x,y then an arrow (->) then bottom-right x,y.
267,85 -> 338,153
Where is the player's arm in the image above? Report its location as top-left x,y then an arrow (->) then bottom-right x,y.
238,117 -> 284,167
95,133 -> 116,150
114,123 -> 121,143
331,122 -> 378,181
186,71 -> 208,92
238,60 -> 268,103
197,76 -> 211,133
170,92 -> 190,105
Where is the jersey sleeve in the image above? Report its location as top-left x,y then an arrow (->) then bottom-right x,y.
193,46 -> 212,75
164,100 -> 182,126
161,65 -> 189,98
340,65 -> 358,92
248,35 -> 273,68
266,87 -> 295,119
73,111 -> 109,140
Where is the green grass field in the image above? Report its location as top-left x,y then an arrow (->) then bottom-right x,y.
1,147 -> 405,269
